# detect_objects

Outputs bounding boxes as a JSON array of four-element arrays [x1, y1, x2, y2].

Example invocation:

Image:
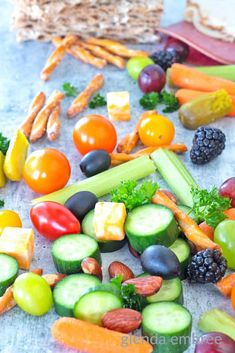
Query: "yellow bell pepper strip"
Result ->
[[0, 152, 6, 188], [3, 129, 29, 181], [93, 202, 126, 241], [0, 227, 34, 270]]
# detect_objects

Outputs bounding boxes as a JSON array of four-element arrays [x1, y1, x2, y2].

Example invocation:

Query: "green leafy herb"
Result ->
[[0, 200, 4, 208], [110, 275, 123, 289], [139, 92, 160, 110], [191, 186, 231, 228], [111, 180, 159, 211], [62, 82, 78, 97], [160, 90, 180, 113], [0, 133, 10, 155], [121, 284, 144, 311], [89, 93, 106, 109]]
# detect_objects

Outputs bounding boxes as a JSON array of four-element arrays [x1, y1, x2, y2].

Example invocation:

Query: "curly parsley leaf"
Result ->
[[111, 180, 159, 211], [0, 200, 4, 208], [191, 186, 231, 228], [121, 284, 144, 311], [89, 93, 106, 109], [62, 82, 78, 97], [160, 90, 180, 113], [0, 133, 10, 155], [139, 92, 160, 110], [110, 275, 123, 289]]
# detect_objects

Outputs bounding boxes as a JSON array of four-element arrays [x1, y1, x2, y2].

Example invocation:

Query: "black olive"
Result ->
[[141, 245, 181, 279], [80, 149, 111, 177], [64, 191, 98, 221]]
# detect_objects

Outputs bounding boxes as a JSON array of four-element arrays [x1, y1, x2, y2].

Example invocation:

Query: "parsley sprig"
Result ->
[[139, 90, 179, 113], [191, 186, 231, 228], [111, 180, 159, 211], [0, 133, 10, 155], [89, 93, 106, 109], [62, 82, 78, 97], [0, 200, 4, 208]]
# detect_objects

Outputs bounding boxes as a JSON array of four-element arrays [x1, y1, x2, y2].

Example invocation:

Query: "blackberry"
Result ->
[[150, 50, 180, 71], [190, 127, 226, 165], [187, 249, 227, 284]]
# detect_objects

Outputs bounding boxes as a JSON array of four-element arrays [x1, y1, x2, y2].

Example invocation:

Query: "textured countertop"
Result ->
[[0, 1, 234, 352]]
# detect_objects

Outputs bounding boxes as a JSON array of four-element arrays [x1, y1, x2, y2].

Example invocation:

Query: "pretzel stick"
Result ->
[[80, 42, 125, 69], [47, 104, 61, 141], [20, 92, 46, 138], [86, 38, 148, 58], [41, 35, 77, 81], [52, 37, 107, 69], [30, 90, 64, 143], [67, 73, 104, 118]]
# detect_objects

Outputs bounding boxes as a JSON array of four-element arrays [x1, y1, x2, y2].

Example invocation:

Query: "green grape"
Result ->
[[127, 56, 154, 80], [214, 220, 235, 269]]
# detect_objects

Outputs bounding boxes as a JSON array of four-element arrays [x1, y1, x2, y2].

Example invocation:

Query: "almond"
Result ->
[[108, 261, 134, 282], [102, 308, 142, 333], [42, 274, 66, 288], [81, 257, 103, 280], [161, 189, 177, 203], [123, 276, 163, 297]]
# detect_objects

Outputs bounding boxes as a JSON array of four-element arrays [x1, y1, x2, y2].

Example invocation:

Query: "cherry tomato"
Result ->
[[139, 113, 175, 147], [30, 201, 80, 241], [23, 148, 71, 194], [13, 273, 53, 316], [73, 115, 117, 155], [231, 284, 235, 310], [0, 210, 22, 235]]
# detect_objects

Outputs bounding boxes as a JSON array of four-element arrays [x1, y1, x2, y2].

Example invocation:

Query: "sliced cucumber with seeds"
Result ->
[[0, 254, 19, 296], [82, 210, 126, 253], [147, 278, 183, 304], [125, 204, 179, 253], [74, 287, 123, 325], [53, 274, 101, 317], [170, 239, 191, 280], [52, 233, 101, 274], [142, 302, 192, 353]]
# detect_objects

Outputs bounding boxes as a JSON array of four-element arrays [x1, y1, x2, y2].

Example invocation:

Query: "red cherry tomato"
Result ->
[[73, 114, 117, 155], [23, 148, 71, 194], [30, 201, 80, 241]]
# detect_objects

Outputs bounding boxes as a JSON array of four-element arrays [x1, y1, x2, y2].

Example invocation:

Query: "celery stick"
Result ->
[[151, 148, 198, 207], [198, 309, 235, 340], [32, 156, 156, 205]]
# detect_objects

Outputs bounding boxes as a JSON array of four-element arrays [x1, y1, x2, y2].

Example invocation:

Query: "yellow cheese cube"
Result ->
[[107, 91, 131, 121], [0, 227, 34, 270], [94, 202, 127, 241]]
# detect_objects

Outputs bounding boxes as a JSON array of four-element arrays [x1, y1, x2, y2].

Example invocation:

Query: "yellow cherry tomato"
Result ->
[[0, 210, 22, 235], [139, 113, 175, 147]]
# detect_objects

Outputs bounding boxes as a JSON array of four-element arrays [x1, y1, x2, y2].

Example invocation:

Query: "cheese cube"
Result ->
[[0, 227, 34, 270], [107, 91, 131, 121], [94, 202, 126, 241]]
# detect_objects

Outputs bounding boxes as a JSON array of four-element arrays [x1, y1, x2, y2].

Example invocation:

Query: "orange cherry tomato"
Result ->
[[231, 284, 235, 310], [139, 113, 175, 147], [0, 210, 22, 235], [73, 115, 117, 155], [23, 148, 71, 194], [224, 208, 235, 221]]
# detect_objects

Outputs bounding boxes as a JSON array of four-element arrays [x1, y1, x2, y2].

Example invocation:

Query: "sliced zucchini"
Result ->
[[0, 254, 19, 296], [142, 302, 192, 353], [170, 239, 191, 280], [147, 278, 183, 304], [53, 274, 101, 317], [82, 210, 126, 253], [74, 287, 123, 325], [125, 204, 179, 253], [52, 233, 101, 274]]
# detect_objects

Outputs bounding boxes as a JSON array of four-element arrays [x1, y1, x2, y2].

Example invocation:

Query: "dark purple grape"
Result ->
[[138, 64, 166, 93], [195, 332, 235, 353], [219, 177, 235, 207], [165, 39, 189, 62]]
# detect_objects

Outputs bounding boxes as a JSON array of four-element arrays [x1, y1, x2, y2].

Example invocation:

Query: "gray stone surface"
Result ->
[[0, 0, 234, 352]]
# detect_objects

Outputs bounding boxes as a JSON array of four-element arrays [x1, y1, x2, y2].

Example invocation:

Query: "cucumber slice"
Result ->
[[0, 254, 19, 296], [142, 302, 192, 353], [52, 234, 101, 274], [125, 204, 179, 253], [82, 210, 126, 252], [74, 288, 123, 325], [147, 278, 183, 304], [53, 274, 101, 317], [170, 239, 191, 280]]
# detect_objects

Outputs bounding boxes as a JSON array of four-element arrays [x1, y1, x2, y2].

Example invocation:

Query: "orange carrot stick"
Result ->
[[216, 273, 235, 297], [171, 64, 235, 96], [175, 89, 235, 117], [152, 190, 221, 251], [52, 318, 153, 353], [20, 92, 46, 138], [47, 104, 61, 141]]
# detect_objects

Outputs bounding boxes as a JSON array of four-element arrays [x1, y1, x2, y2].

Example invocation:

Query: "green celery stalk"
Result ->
[[151, 148, 198, 207], [198, 309, 235, 340], [32, 156, 156, 205]]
